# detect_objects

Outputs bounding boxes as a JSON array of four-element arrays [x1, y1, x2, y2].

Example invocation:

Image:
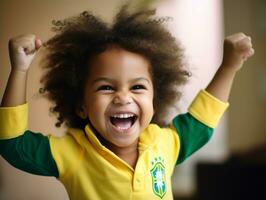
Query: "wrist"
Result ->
[[10, 68, 29, 75], [9, 68, 29, 83], [218, 64, 239, 75], [220, 58, 244, 72]]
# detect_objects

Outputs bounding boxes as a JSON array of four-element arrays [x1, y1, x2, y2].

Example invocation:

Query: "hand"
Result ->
[[221, 32, 254, 72], [8, 34, 42, 72]]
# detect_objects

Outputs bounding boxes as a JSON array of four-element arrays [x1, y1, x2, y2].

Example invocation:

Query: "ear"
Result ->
[[76, 104, 88, 119]]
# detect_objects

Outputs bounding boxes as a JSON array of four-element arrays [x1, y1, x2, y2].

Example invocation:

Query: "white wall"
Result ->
[[156, 0, 226, 196]]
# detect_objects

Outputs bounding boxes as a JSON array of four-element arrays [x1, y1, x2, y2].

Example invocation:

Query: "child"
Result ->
[[0, 5, 254, 200]]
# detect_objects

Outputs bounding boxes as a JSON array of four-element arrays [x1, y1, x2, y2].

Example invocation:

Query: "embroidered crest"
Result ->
[[150, 156, 166, 199]]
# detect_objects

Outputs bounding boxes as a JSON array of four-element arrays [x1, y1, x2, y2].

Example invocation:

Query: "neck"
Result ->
[[88, 123, 139, 168], [110, 142, 139, 169], [95, 131, 139, 168]]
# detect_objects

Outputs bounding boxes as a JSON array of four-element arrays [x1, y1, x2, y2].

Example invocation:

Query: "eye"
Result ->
[[97, 85, 113, 91], [131, 85, 146, 90]]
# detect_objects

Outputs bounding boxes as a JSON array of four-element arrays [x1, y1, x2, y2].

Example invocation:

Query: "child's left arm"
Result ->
[[206, 32, 254, 101], [172, 33, 254, 164]]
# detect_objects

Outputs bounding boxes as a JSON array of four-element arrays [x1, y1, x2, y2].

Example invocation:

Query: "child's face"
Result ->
[[82, 46, 154, 150]]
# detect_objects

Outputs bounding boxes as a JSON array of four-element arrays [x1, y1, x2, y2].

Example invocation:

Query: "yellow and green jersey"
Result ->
[[0, 90, 228, 200]]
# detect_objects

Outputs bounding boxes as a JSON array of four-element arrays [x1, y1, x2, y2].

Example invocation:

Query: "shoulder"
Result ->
[[142, 123, 180, 155], [146, 123, 179, 142], [49, 128, 86, 148], [48, 128, 86, 178]]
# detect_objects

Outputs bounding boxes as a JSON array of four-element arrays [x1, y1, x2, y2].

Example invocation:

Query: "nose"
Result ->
[[113, 90, 133, 105]]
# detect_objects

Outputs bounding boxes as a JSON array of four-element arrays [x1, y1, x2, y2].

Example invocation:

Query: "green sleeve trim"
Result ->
[[0, 130, 59, 177], [172, 113, 213, 165]]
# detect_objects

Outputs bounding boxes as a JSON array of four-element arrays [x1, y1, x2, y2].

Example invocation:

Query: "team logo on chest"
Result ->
[[150, 156, 166, 199]]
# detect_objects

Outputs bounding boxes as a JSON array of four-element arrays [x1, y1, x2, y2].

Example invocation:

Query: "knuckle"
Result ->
[[234, 32, 246, 38], [235, 42, 246, 50], [238, 32, 246, 37]]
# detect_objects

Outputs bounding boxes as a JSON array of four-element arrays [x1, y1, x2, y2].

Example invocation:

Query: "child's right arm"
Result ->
[[0, 35, 59, 177], [1, 34, 42, 107]]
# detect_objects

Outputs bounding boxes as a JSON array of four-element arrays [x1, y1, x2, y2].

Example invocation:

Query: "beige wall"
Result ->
[[223, 0, 266, 154]]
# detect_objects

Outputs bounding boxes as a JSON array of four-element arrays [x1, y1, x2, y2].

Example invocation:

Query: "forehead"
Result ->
[[88, 46, 152, 80]]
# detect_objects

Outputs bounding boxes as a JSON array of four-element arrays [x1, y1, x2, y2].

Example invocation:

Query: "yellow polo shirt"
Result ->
[[0, 90, 229, 199]]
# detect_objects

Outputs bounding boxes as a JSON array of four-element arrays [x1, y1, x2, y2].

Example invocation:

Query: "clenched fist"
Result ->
[[221, 32, 254, 72], [8, 34, 42, 72]]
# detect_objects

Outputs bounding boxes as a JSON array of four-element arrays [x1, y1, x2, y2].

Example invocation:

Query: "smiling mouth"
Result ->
[[110, 114, 138, 131]]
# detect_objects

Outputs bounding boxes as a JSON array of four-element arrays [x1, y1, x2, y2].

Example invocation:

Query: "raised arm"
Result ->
[[0, 35, 58, 177], [173, 33, 254, 164], [1, 34, 42, 107], [206, 32, 254, 101]]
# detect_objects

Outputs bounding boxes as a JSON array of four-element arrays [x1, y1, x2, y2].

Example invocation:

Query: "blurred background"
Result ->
[[0, 0, 265, 199]]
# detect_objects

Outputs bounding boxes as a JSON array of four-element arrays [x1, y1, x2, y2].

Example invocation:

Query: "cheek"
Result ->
[[139, 94, 154, 118], [86, 95, 110, 119]]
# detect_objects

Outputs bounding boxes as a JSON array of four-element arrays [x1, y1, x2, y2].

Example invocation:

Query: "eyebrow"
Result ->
[[92, 77, 151, 85]]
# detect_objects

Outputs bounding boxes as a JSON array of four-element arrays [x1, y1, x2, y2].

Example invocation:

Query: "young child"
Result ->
[[0, 5, 254, 200]]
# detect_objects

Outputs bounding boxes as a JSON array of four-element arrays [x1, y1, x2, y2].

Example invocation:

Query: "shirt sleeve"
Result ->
[[0, 104, 59, 177], [172, 90, 229, 165]]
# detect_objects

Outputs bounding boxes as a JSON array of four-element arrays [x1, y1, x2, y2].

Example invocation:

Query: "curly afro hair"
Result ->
[[40, 4, 190, 129]]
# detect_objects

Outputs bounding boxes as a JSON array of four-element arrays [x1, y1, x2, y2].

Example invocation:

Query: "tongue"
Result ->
[[111, 118, 132, 130]]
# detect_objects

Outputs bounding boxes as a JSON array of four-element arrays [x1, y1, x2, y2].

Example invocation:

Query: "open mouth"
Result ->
[[110, 113, 138, 131]]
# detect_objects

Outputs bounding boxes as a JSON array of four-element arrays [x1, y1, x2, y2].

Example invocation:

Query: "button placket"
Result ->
[[133, 172, 144, 191], [133, 156, 146, 191]]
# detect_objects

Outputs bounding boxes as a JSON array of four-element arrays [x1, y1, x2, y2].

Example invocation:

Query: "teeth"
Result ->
[[111, 113, 135, 118]]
